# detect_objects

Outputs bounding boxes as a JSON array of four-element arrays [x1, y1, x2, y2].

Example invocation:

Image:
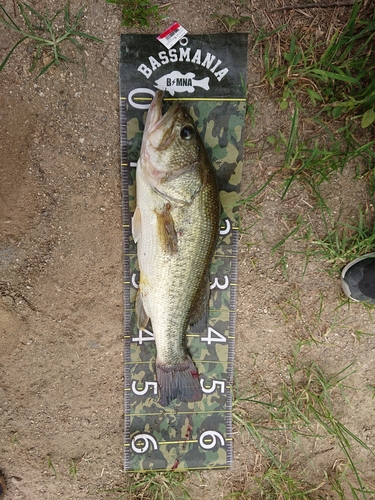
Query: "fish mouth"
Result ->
[[139, 91, 186, 181], [144, 91, 182, 141]]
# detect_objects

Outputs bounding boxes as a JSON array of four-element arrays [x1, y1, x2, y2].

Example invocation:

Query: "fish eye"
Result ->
[[180, 125, 195, 140]]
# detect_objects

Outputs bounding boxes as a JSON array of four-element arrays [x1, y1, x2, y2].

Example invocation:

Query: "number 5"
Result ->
[[131, 380, 158, 396], [200, 379, 225, 394]]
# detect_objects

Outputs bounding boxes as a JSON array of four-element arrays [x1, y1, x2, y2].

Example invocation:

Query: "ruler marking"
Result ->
[[121, 56, 244, 470]]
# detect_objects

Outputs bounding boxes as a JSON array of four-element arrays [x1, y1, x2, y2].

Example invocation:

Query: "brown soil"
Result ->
[[1, 1, 374, 499]]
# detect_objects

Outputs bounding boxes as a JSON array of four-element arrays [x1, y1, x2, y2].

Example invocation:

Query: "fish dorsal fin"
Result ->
[[155, 203, 178, 254], [132, 206, 142, 243]]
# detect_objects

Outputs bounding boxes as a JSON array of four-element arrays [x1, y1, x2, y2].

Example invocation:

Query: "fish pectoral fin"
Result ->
[[189, 273, 210, 333], [135, 291, 149, 329], [132, 207, 142, 243], [155, 203, 178, 254], [156, 356, 202, 407]]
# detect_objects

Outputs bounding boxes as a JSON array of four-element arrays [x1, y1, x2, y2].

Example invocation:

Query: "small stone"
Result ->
[[1, 295, 13, 307]]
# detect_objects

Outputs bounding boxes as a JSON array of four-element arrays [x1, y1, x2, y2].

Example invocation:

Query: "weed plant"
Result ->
[[311, 207, 375, 273], [211, 14, 250, 33], [263, 3, 375, 127], [105, 0, 169, 28], [233, 351, 375, 498], [255, 2, 375, 202], [267, 204, 375, 277], [0, 2, 102, 78], [102, 470, 191, 499]]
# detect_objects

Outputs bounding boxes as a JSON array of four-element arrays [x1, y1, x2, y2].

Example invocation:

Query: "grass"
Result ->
[[254, 1, 375, 202], [311, 208, 375, 274], [69, 459, 78, 480], [101, 471, 191, 500], [263, 2, 375, 126], [233, 350, 375, 498], [0, 2, 102, 78], [211, 14, 250, 33], [105, 0, 169, 28], [266, 203, 375, 278], [47, 456, 57, 478]]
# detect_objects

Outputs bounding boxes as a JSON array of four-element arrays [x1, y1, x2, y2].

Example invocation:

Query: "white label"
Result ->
[[157, 22, 188, 49]]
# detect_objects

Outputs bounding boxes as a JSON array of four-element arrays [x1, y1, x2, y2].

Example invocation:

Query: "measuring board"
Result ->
[[120, 33, 248, 472]]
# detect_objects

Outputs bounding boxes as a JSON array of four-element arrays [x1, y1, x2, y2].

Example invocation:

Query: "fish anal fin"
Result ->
[[132, 206, 142, 243], [135, 291, 149, 330], [189, 273, 210, 333], [156, 356, 202, 407], [155, 203, 178, 254]]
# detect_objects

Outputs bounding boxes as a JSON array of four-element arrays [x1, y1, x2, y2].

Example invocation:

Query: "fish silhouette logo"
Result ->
[[154, 71, 210, 96]]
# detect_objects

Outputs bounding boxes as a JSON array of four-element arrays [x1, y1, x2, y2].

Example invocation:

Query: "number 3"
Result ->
[[210, 276, 229, 290]]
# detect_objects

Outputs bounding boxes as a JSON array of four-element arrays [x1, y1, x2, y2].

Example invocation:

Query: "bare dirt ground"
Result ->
[[1, 1, 375, 499]]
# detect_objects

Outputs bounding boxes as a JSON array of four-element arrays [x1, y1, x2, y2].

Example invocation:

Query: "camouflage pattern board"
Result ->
[[119, 33, 248, 472]]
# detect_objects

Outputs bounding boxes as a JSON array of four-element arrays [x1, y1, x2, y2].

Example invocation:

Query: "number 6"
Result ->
[[199, 430, 225, 450], [131, 433, 158, 453]]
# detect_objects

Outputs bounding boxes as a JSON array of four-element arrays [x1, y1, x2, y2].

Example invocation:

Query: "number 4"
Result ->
[[201, 327, 226, 345], [132, 328, 154, 345]]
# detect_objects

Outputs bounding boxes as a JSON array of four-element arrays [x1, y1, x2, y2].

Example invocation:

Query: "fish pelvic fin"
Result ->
[[135, 291, 149, 330], [132, 206, 142, 243], [156, 356, 202, 407]]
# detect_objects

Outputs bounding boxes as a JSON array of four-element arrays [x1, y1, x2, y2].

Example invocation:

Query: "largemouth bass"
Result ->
[[132, 91, 221, 406]]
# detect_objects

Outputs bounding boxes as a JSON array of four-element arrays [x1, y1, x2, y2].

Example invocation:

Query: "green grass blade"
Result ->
[[36, 58, 57, 78], [66, 36, 84, 51], [0, 36, 28, 71], [73, 5, 86, 26], [18, 2, 36, 35], [0, 4, 21, 30], [29, 42, 43, 71], [21, 2, 47, 22], [310, 68, 358, 84], [284, 106, 299, 168], [68, 31, 103, 43], [64, 2, 70, 27]]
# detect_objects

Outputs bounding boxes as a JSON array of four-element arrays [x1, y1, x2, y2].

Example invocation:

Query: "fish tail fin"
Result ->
[[156, 356, 202, 407]]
